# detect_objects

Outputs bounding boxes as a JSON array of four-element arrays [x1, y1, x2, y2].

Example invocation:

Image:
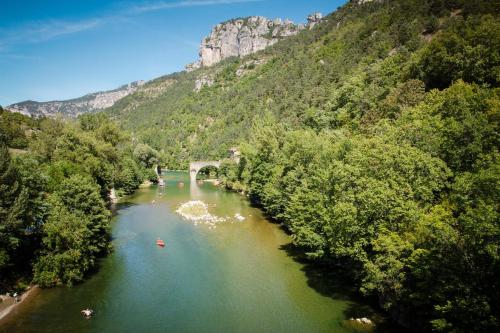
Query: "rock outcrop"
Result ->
[[351, 0, 382, 5], [307, 12, 323, 28], [7, 80, 145, 118], [186, 13, 322, 70], [194, 75, 215, 92], [235, 58, 268, 77]]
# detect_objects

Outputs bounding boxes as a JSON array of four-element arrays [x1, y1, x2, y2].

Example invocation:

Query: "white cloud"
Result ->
[[0, 18, 102, 48], [129, 0, 263, 14], [27, 19, 102, 42], [0, 0, 263, 50], [0, 53, 43, 60]]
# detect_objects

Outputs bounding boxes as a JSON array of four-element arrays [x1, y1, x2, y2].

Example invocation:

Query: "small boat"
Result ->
[[156, 238, 165, 247], [158, 178, 165, 186]]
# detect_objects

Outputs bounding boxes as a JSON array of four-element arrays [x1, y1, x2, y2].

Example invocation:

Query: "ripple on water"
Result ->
[[112, 230, 138, 248]]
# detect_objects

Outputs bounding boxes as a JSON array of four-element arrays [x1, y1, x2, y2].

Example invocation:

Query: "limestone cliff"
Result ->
[[7, 81, 145, 118], [186, 13, 322, 70], [351, 0, 383, 5]]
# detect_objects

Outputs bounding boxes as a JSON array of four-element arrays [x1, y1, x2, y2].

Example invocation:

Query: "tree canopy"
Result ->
[[0, 112, 152, 290]]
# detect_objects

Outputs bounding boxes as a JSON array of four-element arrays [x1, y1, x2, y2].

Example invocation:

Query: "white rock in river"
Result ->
[[360, 317, 373, 324]]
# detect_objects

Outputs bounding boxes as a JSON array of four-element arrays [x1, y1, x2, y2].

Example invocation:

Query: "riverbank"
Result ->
[[0, 172, 402, 332], [202, 178, 220, 185], [0, 286, 40, 325]]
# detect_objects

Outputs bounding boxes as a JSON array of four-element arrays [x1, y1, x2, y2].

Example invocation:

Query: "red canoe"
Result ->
[[156, 239, 165, 247]]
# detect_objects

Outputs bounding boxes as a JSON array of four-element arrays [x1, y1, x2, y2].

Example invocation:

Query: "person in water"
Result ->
[[81, 309, 94, 317]]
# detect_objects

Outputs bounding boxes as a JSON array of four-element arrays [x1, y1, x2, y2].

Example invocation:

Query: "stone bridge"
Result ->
[[189, 161, 221, 182]]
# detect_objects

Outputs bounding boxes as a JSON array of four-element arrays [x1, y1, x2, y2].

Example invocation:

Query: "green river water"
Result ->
[[0, 172, 395, 333]]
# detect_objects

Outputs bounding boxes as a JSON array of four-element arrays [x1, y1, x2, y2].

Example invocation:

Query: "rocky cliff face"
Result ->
[[351, 0, 383, 5], [186, 13, 322, 70], [7, 81, 145, 118]]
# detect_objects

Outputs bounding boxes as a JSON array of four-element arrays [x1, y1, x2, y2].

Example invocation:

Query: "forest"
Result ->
[[217, 2, 499, 332], [106, 0, 499, 331], [0, 110, 158, 289]]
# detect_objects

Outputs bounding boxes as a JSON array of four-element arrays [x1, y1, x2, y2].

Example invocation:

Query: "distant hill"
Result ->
[[6, 80, 145, 118]]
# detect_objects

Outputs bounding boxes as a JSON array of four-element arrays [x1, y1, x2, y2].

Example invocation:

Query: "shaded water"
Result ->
[[1, 172, 385, 333]]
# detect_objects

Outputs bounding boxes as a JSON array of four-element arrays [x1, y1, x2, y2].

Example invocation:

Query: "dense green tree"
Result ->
[[33, 198, 94, 287], [34, 175, 111, 287], [115, 156, 145, 194], [1, 109, 146, 290], [223, 81, 498, 332], [416, 15, 500, 89], [0, 107, 33, 149], [0, 144, 28, 282], [133, 143, 159, 169]]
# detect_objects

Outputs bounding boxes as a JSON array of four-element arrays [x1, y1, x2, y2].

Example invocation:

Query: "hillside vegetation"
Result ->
[[105, 0, 499, 331], [106, 0, 497, 166]]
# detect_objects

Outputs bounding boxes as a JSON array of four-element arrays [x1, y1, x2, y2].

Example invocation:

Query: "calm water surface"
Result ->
[[1, 172, 381, 333]]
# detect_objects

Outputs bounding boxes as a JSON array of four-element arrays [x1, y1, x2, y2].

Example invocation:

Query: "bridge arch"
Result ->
[[189, 161, 221, 182]]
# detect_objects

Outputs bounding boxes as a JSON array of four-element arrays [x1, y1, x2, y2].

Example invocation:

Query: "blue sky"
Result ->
[[0, 0, 346, 106]]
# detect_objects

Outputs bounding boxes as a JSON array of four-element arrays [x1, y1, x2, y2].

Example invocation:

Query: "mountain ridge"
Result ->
[[6, 80, 145, 118], [5, 12, 324, 118]]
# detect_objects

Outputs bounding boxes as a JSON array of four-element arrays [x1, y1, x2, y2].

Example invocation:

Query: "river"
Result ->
[[0, 171, 392, 333]]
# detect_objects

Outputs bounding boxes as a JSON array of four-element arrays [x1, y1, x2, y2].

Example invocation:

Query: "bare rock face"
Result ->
[[7, 81, 145, 118], [186, 61, 201, 72], [198, 16, 290, 67], [351, 0, 382, 5], [307, 12, 323, 28], [186, 13, 322, 70], [235, 58, 268, 77], [194, 75, 215, 92]]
